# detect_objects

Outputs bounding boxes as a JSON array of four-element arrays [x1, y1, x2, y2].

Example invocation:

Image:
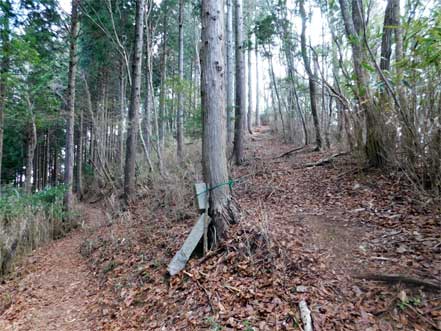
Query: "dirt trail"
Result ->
[[0, 205, 106, 331]]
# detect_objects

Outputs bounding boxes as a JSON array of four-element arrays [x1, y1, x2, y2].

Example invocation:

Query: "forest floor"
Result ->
[[0, 127, 440, 330], [0, 206, 108, 330]]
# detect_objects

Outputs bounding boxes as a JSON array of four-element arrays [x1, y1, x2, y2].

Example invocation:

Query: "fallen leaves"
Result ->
[[2, 129, 440, 331]]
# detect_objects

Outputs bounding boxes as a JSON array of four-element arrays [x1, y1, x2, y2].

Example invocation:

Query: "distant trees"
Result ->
[[0, 0, 439, 212]]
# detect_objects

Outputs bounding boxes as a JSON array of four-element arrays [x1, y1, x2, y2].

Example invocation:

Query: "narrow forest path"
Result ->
[[0, 205, 107, 331], [233, 127, 440, 330]]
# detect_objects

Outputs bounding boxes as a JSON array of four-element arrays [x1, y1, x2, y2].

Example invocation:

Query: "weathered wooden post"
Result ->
[[167, 183, 211, 276]]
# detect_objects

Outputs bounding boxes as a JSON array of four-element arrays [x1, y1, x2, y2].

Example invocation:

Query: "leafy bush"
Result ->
[[0, 185, 69, 275]]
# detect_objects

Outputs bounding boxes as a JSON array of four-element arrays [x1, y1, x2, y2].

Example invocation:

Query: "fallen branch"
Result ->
[[299, 152, 349, 169], [355, 274, 441, 291], [274, 145, 306, 159], [299, 300, 313, 331]]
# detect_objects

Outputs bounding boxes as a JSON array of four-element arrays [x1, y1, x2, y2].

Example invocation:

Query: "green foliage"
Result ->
[[1, 0, 65, 185], [0, 185, 69, 275], [255, 14, 278, 48], [0, 185, 67, 222], [206, 317, 223, 331]]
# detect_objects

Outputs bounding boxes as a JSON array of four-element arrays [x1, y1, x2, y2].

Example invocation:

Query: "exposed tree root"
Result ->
[[355, 273, 441, 291], [209, 197, 240, 248]]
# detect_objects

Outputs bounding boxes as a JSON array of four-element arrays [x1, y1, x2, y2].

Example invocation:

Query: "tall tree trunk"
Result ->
[[159, 16, 167, 147], [143, 10, 153, 165], [255, 33, 260, 127], [201, 0, 237, 244], [64, 0, 80, 213], [25, 108, 37, 194], [124, 0, 145, 202], [299, 0, 322, 151], [226, 0, 235, 143], [268, 53, 286, 137], [247, 45, 253, 134], [246, 2, 253, 134], [176, 0, 184, 161], [233, 0, 246, 165], [0, 0, 11, 194], [338, 0, 385, 166], [75, 108, 83, 199], [380, 0, 395, 72], [119, 61, 125, 173], [392, 0, 414, 162]]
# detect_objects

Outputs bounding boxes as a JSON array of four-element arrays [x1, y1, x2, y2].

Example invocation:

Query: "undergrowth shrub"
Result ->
[[0, 185, 70, 275], [136, 142, 202, 221]]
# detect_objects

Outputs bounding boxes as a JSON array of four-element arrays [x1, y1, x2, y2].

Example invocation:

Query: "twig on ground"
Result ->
[[294, 152, 349, 169], [298, 300, 313, 331]]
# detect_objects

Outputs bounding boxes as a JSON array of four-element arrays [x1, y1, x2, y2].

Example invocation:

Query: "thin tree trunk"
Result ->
[[246, 4, 253, 134], [176, 0, 184, 161], [226, 0, 235, 143], [339, 0, 385, 166], [75, 108, 83, 199], [119, 61, 125, 173], [124, 0, 145, 202], [63, 0, 80, 214], [268, 54, 286, 137], [201, 0, 237, 244], [0, 0, 11, 194], [299, 0, 322, 151], [233, 0, 246, 165], [25, 107, 37, 194], [159, 16, 167, 147], [143, 11, 153, 164], [255, 33, 260, 127]]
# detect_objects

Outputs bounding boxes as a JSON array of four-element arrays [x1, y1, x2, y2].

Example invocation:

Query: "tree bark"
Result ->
[[25, 108, 37, 194], [64, 0, 80, 213], [233, 0, 246, 165], [226, 0, 235, 143], [380, 0, 394, 71], [119, 60, 125, 173], [143, 9, 153, 167], [255, 33, 260, 127], [338, 0, 385, 167], [299, 0, 322, 150], [246, 2, 253, 134], [268, 53, 286, 137], [177, 0, 184, 161], [159, 16, 167, 147], [124, 0, 145, 202], [75, 108, 83, 199], [201, 0, 237, 244]]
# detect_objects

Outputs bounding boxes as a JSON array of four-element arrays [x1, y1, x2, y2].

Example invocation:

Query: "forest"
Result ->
[[0, 0, 440, 330]]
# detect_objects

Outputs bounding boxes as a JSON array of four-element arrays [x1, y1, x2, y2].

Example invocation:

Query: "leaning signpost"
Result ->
[[167, 183, 210, 276]]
